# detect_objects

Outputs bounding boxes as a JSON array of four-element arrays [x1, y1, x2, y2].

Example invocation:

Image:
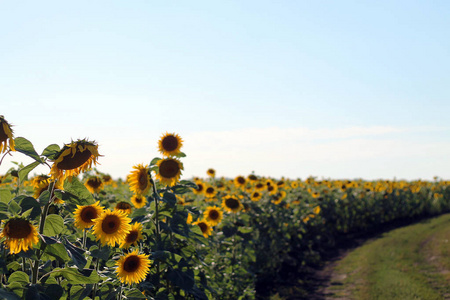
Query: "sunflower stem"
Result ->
[[0, 150, 11, 168], [82, 229, 87, 250], [149, 176, 162, 289]]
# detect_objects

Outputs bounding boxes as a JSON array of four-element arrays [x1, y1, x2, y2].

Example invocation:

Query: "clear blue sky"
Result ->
[[1, 1, 449, 180]]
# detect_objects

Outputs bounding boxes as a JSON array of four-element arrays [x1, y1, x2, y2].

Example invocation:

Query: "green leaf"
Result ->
[[89, 246, 111, 261], [0, 189, 12, 204], [41, 144, 60, 160], [162, 192, 176, 206], [25, 285, 40, 300], [0, 202, 10, 220], [44, 243, 70, 262], [19, 197, 41, 220], [150, 157, 161, 166], [18, 161, 41, 183], [38, 191, 51, 206], [173, 152, 186, 158], [63, 177, 94, 205], [8, 200, 21, 215], [8, 271, 29, 285], [44, 284, 64, 300], [0, 288, 21, 300], [167, 268, 195, 291], [64, 239, 87, 270], [14, 137, 42, 163], [56, 268, 100, 284], [43, 214, 64, 236], [125, 288, 147, 299]]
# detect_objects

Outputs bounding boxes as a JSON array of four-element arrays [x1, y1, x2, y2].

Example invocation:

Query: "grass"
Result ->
[[326, 213, 450, 299]]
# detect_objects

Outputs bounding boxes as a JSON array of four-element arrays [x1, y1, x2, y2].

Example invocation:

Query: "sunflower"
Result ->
[[267, 184, 278, 196], [247, 174, 258, 182], [115, 201, 133, 215], [50, 139, 101, 182], [73, 201, 104, 230], [120, 222, 144, 249], [203, 206, 223, 226], [204, 185, 217, 199], [206, 168, 216, 178], [186, 213, 193, 224], [250, 191, 262, 202], [221, 195, 243, 213], [192, 180, 205, 195], [0, 218, 39, 254], [193, 219, 213, 238], [116, 249, 151, 285], [234, 176, 246, 188], [92, 209, 131, 247], [155, 158, 183, 187], [127, 164, 151, 196], [272, 191, 287, 205], [0, 116, 15, 153], [158, 132, 183, 157], [84, 176, 104, 194], [131, 195, 146, 209]]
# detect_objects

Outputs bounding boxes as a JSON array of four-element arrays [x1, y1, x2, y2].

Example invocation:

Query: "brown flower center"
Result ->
[[206, 187, 215, 194], [57, 149, 92, 170], [81, 206, 99, 223], [138, 171, 149, 190], [225, 198, 240, 209], [101, 215, 120, 234], [197, 222, 208, 233], [159, 160, 179, 178], [195, 184, 204, 192], [125, 230, 139, 243], [134, 197, 143, 204], [87, 177, 102, 189], [116, 202, 131, 210], [161, 135, 179, 152], [123, 255, 140, 272], [5, 219, 32, 239], [208, 210, 219, 220], [236, 177, 246, 185]]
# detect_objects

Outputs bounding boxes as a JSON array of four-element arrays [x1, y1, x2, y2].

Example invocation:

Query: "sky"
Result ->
[[1, 1, 449, 181]]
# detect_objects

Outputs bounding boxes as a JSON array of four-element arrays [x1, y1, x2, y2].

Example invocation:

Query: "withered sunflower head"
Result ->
[[0, 116, 15, 153]]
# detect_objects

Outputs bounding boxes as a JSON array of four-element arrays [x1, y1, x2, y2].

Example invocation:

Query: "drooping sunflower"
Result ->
[[0, 116, 15, 153], [130, 195, 146, 209], [203, 206, 223, 226], [73, 201, 104, 230], [84, 176, 104, 194], [116, 249, 151, 285], [92, 209, 131, 247], [221, 195, 243, 213], [127, 164, 151, 196], [206, 168, 216, 178], [50, 139, 101, 182], [115, 201, 133, 215], [158, 132, 183, 157], [155, 157, 183, 187], [193, 219, 213, 238], [120, 222, 144, 249], [0, 218, 39, 254]]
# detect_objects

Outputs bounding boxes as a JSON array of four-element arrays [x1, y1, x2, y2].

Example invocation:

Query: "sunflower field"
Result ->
[[0, 115, 449, 299]]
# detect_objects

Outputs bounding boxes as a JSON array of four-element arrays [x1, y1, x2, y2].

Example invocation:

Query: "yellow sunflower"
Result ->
[[204, 185, 217, 199], [0, 116, 15, 153], [203, 206, 223, 226], [115, 201, 133, 215], [206, 168, 216, 178], [131, 195, 146, 209], [234, 176, 246, 188], [49, 139, 101, 182], [155, 157, 183, 187], [0, 218, 39, 254], [33, 178, 63, 201], [186, 213, 193, 224], [127, 164, 151, 196], [193, 219, 213, 238], [158, 132, 183, 157], [120, 222, 144, 249], [272, 191, 287, 205], [73, 201, 104, 230], [84, 176, 104, 194], [192, 180, 205, 195], [250, 191, 262, 202], [116, 249, 151, 285], [221, 195, 243, 213], [247, 174, 258, 181], [92, 209, 131, 247]]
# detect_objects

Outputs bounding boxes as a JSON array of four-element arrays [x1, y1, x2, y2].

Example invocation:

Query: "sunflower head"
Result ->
[[250, 191, 262, 202], [84, 176, 104, 194], [193, 219, 213, 238], [204, 186, 217, 199], [234, 176, 246, 188], [73, 201, 104, 230], [50, 139, 101, 182], [155, 157, 183, 187], [115, 201, 133, 215], [0, 116, 15, 153], [120, 222, 144, 249], [0, 217, 39, 254], [128, 164, 152, 196], [221, 195, 243, 213], [206, 168, 216, 178], [203, 206, 223, 226], [116, 249, 151, 284], [192, 180, 205, 195], [93, 209, 132, 247], [158, 132, 183, 157], [131, 195, 146, 209]]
